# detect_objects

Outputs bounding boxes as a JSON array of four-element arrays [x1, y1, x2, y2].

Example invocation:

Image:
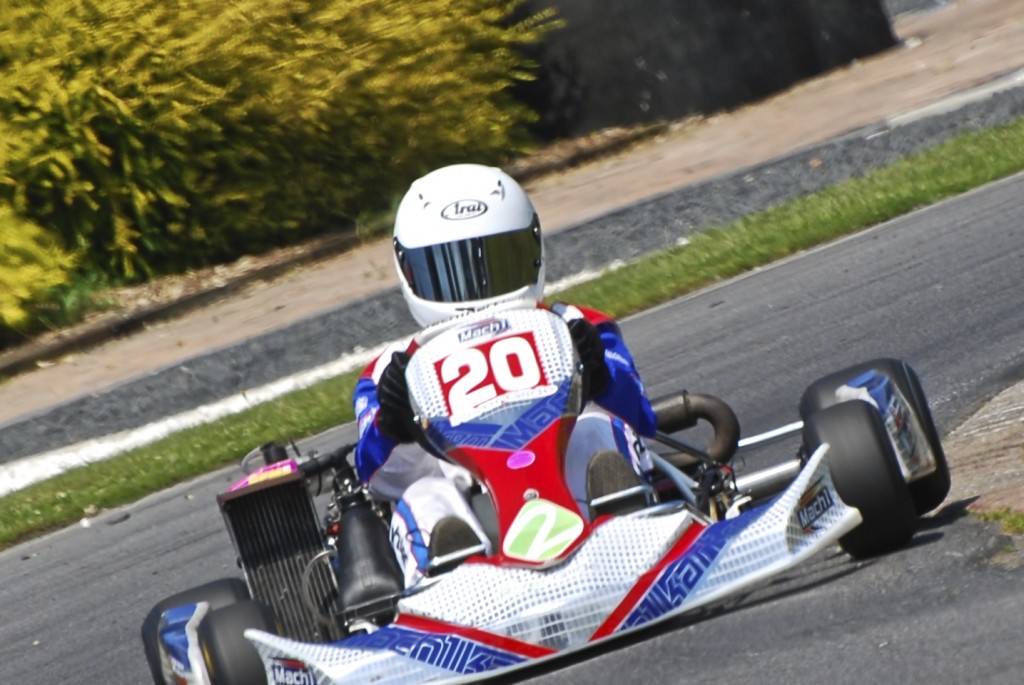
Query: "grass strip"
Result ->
[[555, 117, 1024, 315], [3, 116, 1024, 549], [977, 509, 1024, 537]]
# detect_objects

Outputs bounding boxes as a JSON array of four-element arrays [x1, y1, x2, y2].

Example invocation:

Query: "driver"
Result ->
[[353, 164, 658, 587]]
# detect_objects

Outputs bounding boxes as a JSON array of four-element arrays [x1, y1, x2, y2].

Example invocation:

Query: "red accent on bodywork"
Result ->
[[589, 518, 707, 640], [446, 417, 591, 566], [573, 304, 614, 327]]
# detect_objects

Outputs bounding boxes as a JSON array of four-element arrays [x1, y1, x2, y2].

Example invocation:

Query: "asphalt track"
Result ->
[[0, 171, 1021, 684]]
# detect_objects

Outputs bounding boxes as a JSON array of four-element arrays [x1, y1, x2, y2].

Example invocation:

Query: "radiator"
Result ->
[[218, 471, 341, 642]]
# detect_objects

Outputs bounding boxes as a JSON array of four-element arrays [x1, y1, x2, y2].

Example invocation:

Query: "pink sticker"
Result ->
[[228, 459, 298, 491], [506, 451, 536, 470]]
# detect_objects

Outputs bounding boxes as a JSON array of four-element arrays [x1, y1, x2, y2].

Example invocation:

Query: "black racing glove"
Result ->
[[375, 351, 418, 444], [568, 318, 610, 401]]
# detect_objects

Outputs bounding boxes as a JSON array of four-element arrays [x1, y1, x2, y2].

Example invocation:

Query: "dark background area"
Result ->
[[518, 0, 897, 138]]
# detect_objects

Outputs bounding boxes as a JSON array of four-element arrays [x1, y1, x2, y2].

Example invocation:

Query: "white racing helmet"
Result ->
[[392, 164, 545, 327]]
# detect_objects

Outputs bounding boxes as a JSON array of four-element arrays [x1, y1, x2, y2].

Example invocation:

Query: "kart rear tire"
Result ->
[[799, 358, 950, 514], [141, 577, 250, 685], [803, 400, 918, 559], [198, 599, 278, 685]]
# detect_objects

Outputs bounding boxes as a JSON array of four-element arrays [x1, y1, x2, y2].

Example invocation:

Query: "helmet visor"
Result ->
[[396, 221, 541, 304]]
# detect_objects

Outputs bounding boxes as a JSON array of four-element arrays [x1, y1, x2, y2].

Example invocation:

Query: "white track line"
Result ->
[[0, 346, 384, 497], [0, 270, 624, 496]]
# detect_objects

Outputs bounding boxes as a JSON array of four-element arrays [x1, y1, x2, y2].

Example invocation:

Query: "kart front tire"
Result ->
[[803, 400, 918, 559], [799, 358, 950, 515], [141, 577, 250, 685], [198, 599, 278, 685]]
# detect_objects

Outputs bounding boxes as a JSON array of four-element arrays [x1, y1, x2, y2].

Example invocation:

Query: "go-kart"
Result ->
[[141, 303, 950, 685]]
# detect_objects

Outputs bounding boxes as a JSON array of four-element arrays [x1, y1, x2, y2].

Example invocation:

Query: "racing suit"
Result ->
[[352, 302, 657, 586]]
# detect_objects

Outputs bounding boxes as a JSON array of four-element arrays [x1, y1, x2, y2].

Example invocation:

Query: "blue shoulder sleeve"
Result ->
[[591, 325, 658, 437], [352, 375, 399, 483]]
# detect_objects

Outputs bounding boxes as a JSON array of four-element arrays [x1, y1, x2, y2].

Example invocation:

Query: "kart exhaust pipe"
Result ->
[[651, 392, 741, 465], [733, 458, 803, 503]]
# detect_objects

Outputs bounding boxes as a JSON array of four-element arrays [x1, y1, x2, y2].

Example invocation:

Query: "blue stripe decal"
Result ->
[[611, 416, 631, 457], [159, 603, 200, 673], [340, 625, 524, 674], [427, 383, 572, 452], [620, 508, 763, 631], [395, 500, 430, 572]]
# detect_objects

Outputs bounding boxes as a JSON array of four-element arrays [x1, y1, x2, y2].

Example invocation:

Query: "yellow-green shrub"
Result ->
[[0, 203, 77, 335], [0, 0, 557, 285]]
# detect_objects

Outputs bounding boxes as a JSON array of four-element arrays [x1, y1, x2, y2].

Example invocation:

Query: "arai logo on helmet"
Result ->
[[441, 199, 488, 220]]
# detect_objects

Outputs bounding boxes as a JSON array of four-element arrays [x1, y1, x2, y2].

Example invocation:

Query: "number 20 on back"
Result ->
[[434, 332, 551, 421]]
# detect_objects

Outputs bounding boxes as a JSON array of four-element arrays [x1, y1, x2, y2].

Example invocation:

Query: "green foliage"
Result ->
[[0, 202, 77, 337], [977, 508, 1024, 536], [0, 0, 557, 290]]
